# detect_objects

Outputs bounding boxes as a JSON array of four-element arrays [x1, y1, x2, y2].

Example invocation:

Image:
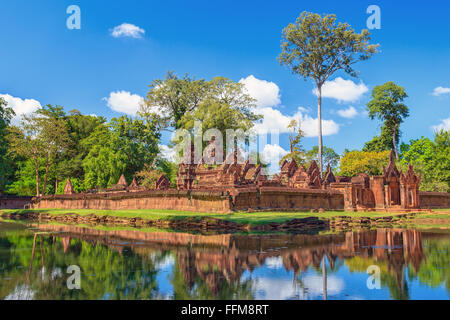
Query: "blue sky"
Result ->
[[1, 0, 449, 161]]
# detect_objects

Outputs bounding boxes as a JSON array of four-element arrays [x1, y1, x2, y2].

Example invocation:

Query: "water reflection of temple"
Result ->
[[36, 224, 428, 298]]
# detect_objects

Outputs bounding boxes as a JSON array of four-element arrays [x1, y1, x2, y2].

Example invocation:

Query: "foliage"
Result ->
[[279, 120, 306, 165], [140, 71, 210, 130], [366, 82, 409, 158], [305, 146, 340, 170], [0, 97, 15, 193], [55, 178, 84, 194], [7, 105, 71, 196], [339, 150, 390, 177], [363, 124, 396, 152], [400, 130, 449, 192], [82, 116, 161, 190], [179, 77, 259, 133]]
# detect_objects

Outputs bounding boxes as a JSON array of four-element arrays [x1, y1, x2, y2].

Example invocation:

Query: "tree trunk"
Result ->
[[317, 85, 323, 177], [41, 161, 50, 196], [393, 123, 399, 160], [322, 255, 327, 300], [34, 157, 40, 197]]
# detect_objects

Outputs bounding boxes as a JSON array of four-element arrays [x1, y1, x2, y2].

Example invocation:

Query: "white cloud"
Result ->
[[337, 106, 358, 119], [313, 77, 368, 102], [254, 106, 340, 137], [432, 86, 450, 96], [104, 90, 144, 115], [432, 118, 450, 132], [237, 75, 339, 137], [239, 75, 281, 108], [0, 93, 42, 124], [260, 144, 288, 167], [110, 23, 145, 39], [158, 144, 176, 162]]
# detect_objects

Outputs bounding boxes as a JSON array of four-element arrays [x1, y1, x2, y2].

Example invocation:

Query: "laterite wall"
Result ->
[[419, 192, 450, 209], [0, 196, 32, 209]]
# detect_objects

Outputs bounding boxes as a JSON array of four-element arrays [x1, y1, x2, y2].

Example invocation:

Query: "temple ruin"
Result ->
[[31, 140, 449, 213]]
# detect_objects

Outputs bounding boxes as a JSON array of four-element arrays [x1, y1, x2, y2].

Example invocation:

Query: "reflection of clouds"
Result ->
[[254, 278, 298, 300], [152, 254, 175, 270], [5, 284, 35, 300], [302, 274, 345, 297], [253, 274, 345, 300], [264, 256, 284, 269]]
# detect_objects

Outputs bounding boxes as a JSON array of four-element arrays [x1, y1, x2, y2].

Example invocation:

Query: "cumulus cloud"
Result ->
[[313, 77, 368, 102], [158, 144, 176, 162], [239, 75, 281, 108], [0, 93, 42, 124], [432, 118, 450, 132], [432, 86, 450, 96], [104, 90, 144, 115], [110, 23, 145, 38], [337, 106, 358, 119], [237, 75, 339, 137], [254, 106, 340, 137], [260, 144, 288, 166]]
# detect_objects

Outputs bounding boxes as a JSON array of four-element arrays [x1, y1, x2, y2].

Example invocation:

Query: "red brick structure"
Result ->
[[30, 145, 449, 212], [155, 174, 170, 190], [329, 151, 423, 212], [64, 178, 75, 195]]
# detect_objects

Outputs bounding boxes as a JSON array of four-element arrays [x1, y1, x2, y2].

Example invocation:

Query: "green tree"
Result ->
[[140, 71, 209, 130], [279, 120, 306, 165], [178, 77, 260, 148], [55, 110, 106, 189], [142, 73, 260, 156], [8, 106, 70, 196], [339, 150, 390, 177], [0, 97, 15, 193], [363, 124, 396, 152], [305, 146, 340, 171], [366, 82, 409, 159], [82, 116, 161, 189], [400, 130, 449, 192], [278, 11, 378, 175]]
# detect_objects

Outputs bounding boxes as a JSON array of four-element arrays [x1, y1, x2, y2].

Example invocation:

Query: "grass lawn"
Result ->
[[0, 208, 430, 226]]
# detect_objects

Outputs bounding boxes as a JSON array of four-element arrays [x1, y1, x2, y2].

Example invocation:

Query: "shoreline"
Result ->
[[2, 209, 448, 232]]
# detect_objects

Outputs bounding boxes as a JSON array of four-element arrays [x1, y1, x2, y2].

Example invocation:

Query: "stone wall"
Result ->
[[30, 188, 448, 213], [419, 192, 450, 209], [233, 187, 344, 211], [0, 196, 32, 209], [33, 190, 232, 213], [32, 187, 345, 213]]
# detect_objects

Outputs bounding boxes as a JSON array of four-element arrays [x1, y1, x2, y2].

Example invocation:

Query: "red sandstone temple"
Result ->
[[174, 141, 422, 212], [32, 140, 447, 213]]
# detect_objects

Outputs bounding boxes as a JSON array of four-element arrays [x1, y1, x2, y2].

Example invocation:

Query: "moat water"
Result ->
[[0, 219, 448, 300]]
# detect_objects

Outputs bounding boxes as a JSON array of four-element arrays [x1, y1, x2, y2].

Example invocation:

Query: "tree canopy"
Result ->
[[366, 82, 409, 159]]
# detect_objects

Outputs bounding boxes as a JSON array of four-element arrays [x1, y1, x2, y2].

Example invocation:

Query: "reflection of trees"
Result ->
[[1, 223, 447, 300], [0, 233, 160, 300], [408, 238, 449, 292], [170, 247, 255, 300]]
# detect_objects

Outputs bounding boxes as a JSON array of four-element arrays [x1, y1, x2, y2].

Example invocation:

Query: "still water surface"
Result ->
[[0, 220, 448, 300]]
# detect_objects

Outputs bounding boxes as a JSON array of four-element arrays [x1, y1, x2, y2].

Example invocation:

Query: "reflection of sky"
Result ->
[[144, 252, 449, 300], [153, 254, 175, 299], [237, 258, 449, 300]]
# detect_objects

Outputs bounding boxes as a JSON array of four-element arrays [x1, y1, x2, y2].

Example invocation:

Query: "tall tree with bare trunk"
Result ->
[[278, 12, 378, 175]]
